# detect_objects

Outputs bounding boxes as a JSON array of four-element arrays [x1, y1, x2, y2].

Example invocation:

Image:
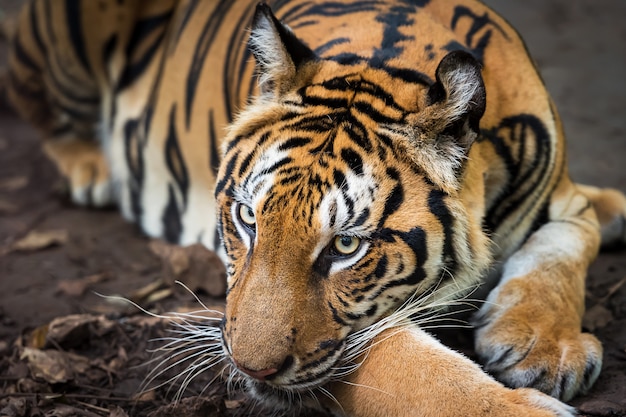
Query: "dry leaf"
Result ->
[[582, 304, 613, 332], [26, 323, 50, 349], [150, 240, 227, 297], [109, 406, 130, 417], [144, 287, 173, 304], [132, 389, 156, 402], [149, 239, 190, 277], [20, 348, 75, 384], [57, 272, 109, 297], [224, 399, 244, 409], [11, 229, 69, 252], [46, 314, 113, 349], [0, 176, 28, 191], [28, 348, 90, 385], [1, 397, 27, 417], [129, 277, 166, 302]]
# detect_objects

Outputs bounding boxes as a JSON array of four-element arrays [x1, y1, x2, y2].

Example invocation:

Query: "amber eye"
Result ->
[[238, 204, 256, 228], [333, 235, 361, 256]]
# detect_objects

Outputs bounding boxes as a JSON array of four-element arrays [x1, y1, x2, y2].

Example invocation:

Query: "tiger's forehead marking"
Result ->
[[234, 139, 291, 211], [233, 125, 381, 235]]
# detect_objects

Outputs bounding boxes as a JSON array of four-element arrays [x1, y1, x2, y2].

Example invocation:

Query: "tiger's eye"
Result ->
[[238, 204, 256, 227], [333, 235, 361, 255]]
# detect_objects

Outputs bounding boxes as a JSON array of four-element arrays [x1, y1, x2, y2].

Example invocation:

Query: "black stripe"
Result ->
[[342, 117, 373, 152], [372, 254, 388, 280], [46, 58, 100, 105], [328, 301, 348, 326], [124, 119, 143, 221], [172, 0, 200, 48], [215, 151, 239, 196], [237, 149, 257, 177], [279, 137, 311, 151], [186, 0, 233, 128], [353, 101, 401, 124], [314, 37, 350, 56], [208, 110, 221, 176], [369, 227, 427, 299], [224, 2, 257, 122], [255, 157, 293, 178], [163, 184, 183, 243], [43, 0, 57, 45], [379, 168, 403, 227], [428, 189, 458, 278], [332, 169, 346, 189], [65, 0, 92, 75], [352, 208, 370, 228], [12, 33, 41, 72], [117, 10, 173, 92], [341, 148, 363, 175], [102, 34, 118, 67], [483, 114, 552, 231], [164, 104, 190, 208], [29, 2, 46, 56]]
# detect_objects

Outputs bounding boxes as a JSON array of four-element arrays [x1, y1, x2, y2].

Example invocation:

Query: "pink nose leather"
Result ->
[[234, 361, 278, 381]]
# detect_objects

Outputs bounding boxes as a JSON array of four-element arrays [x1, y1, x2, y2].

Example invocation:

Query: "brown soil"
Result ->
[[0, 1, 625, 416]]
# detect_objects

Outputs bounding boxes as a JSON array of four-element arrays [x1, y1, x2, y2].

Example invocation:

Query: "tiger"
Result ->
[[6, 0, 626, 416]]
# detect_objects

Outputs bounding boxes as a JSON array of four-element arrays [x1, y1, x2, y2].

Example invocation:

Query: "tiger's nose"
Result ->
[[233, 355, 293, 381], [236, 362, 278, 381]]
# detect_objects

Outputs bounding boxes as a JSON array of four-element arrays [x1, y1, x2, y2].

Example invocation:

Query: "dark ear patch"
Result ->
[[249, 3, 317, 94]]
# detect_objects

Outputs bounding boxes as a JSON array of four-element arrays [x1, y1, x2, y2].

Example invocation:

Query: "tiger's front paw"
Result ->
[[44, 139, 115, 207], [473, 299, 603, 401]]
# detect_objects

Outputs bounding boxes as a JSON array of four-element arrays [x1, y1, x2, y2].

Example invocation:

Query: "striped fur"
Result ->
[[7, 0, 626, 415]]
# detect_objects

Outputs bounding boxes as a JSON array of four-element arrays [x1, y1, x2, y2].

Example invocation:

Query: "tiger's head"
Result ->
[[215, 3, 492, 404]]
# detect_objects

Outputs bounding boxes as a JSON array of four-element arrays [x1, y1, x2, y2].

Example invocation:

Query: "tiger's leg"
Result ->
[[6, 0, 112, 207], [42, 135, 114, 207], [473, 178, 603, 401], [576, 184, 626, 247], [325, 327, 575, 417]]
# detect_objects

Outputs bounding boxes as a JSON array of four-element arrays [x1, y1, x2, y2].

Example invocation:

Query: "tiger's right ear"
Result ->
[[249, 3, 317, 96]]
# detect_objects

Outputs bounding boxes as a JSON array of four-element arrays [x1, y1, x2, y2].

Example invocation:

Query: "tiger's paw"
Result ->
[[473, 297, 603, 401], [504, 388, 577, 417], [43, 139, 115, 207]]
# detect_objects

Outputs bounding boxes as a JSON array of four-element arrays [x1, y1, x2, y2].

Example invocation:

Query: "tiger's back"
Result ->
[[8, 0, 558, 256]]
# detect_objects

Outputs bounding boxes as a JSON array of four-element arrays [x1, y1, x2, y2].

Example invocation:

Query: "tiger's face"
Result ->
[[214, 4, 490, 402]]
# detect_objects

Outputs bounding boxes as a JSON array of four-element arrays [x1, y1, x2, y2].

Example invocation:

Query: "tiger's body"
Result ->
[[7, 0, 626, 416]]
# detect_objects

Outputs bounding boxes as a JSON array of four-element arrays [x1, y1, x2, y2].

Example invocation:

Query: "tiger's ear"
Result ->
[[403, 51, 486, 192], [249, 3, 317, 96], [423, 50, 486, 151]]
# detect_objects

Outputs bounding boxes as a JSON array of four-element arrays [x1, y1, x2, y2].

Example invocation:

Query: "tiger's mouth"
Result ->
[[243, 373, 335, 411], [228, 340, 347, 408]]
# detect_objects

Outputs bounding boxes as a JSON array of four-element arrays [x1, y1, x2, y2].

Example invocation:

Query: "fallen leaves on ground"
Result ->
[[0, 312, 331, 417], [57, 273, 110, 297], [0, 176, 28, 191], [149, 240, 227, 297], [10, 229, 69, 252]]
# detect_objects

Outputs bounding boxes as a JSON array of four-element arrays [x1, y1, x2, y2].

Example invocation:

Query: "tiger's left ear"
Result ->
[[424, 50, 486, 151], [249, 3, 317, 96], [403, 51, 486, 192]]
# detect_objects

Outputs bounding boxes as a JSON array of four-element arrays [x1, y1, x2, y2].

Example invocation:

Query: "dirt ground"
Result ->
[[0, 1, 625, 416]]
